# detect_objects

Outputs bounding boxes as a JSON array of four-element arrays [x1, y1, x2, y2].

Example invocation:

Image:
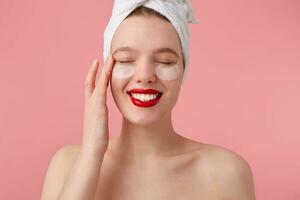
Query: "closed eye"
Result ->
[[158, 62, 176, 65], [118, 61, 134, 64], [117, 61, 176, 65]]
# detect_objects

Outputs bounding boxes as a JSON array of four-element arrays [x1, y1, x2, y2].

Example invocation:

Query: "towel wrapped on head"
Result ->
[[103, 0, 199, 80]]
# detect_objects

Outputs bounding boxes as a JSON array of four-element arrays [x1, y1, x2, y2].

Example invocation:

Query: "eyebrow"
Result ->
[[112, 46, 178, 58]]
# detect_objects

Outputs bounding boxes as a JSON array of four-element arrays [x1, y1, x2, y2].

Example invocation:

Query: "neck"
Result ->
[[114, 112, 183, 162]]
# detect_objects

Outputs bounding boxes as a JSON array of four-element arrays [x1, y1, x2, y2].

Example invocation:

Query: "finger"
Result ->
[[85, 59, 99, 99], [94, 54, 115, 99], [93, 54, 115, 103], [95, 54, 113, 86]]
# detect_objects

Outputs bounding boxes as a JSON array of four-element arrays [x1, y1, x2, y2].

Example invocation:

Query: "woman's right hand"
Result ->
[[81, 54, 115, 156]]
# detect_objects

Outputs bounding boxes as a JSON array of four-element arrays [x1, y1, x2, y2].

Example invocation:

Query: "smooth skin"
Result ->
[[41, 55, 115, 200], [41, 15, 256, 200]]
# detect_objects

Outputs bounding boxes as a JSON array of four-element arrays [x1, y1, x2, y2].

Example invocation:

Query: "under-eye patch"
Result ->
[[112, 62, 180, 81], [155, 63, 180, 81], [112, 62, 135, 79]]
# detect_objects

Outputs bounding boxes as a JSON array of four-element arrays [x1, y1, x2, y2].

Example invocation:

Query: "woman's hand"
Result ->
[[81, 54, 115, 155]]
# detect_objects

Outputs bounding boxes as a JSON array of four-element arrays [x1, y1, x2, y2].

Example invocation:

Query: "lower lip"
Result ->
[[128, 94, 162, 107]]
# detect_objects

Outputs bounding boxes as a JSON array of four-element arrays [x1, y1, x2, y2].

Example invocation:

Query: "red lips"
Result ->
[[127, 88, 163, 107]]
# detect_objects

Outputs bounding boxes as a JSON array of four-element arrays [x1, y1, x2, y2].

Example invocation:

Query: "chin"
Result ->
[[123, 111, 164, 126]]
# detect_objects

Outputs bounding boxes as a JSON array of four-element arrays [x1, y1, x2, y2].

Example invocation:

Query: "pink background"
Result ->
[[1, 0, 299, 199]]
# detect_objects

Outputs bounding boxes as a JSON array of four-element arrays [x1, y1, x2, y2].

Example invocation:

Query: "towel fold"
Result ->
[[103, 0, 199, 80]]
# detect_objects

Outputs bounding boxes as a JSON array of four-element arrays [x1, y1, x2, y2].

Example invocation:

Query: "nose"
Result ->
[[133, 59, 157, 83]]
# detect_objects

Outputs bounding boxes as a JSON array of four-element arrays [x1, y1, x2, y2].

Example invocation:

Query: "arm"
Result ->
[[41, 55, 115, 200]]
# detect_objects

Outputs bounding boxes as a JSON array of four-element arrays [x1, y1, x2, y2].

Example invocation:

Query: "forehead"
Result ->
[[110, 15, 182, 55]]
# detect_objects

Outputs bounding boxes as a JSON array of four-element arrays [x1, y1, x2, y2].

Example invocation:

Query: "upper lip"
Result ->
[[127, 88, 163, 95]]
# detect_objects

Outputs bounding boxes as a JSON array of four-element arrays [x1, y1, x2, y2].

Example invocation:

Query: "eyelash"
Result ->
[[118, 61, 134, 64], [159, 62, 176, 65]]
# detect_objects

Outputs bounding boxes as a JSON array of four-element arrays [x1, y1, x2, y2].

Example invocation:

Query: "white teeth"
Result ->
[[131, 93, 159, 102]]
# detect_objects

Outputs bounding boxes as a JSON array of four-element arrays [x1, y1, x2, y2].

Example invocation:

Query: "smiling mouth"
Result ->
[[126, 91, 163, 107]]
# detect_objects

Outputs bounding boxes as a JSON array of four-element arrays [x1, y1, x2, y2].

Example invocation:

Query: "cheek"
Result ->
[[112, 63, 135, 79], [110, 76, 126, 100], [155, 64, 180, 81]]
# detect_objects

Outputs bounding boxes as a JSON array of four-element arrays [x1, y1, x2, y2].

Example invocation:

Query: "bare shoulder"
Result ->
[[58, 144, 82, 161], [181, 139, 253, 171], [51, 144, 82, 172], [41, 144, 81, 200], [200, 143, 253, 171], [47, 144, 82, 177], [194, 142, 256, 199]]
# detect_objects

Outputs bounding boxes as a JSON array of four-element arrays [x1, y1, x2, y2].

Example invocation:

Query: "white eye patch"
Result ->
[[112, 62, 180, 81], [112, 63, 135, 79], [155, 63, 180, 80]]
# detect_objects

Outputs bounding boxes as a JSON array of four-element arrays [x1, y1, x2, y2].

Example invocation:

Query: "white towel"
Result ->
[[103, 0, 199, 81]]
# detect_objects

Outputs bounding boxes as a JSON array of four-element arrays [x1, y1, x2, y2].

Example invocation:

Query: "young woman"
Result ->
[[41, 3, 256, 200]]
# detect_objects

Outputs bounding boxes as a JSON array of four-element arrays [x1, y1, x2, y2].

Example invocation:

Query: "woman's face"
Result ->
[[109, 15, 184, 125]]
